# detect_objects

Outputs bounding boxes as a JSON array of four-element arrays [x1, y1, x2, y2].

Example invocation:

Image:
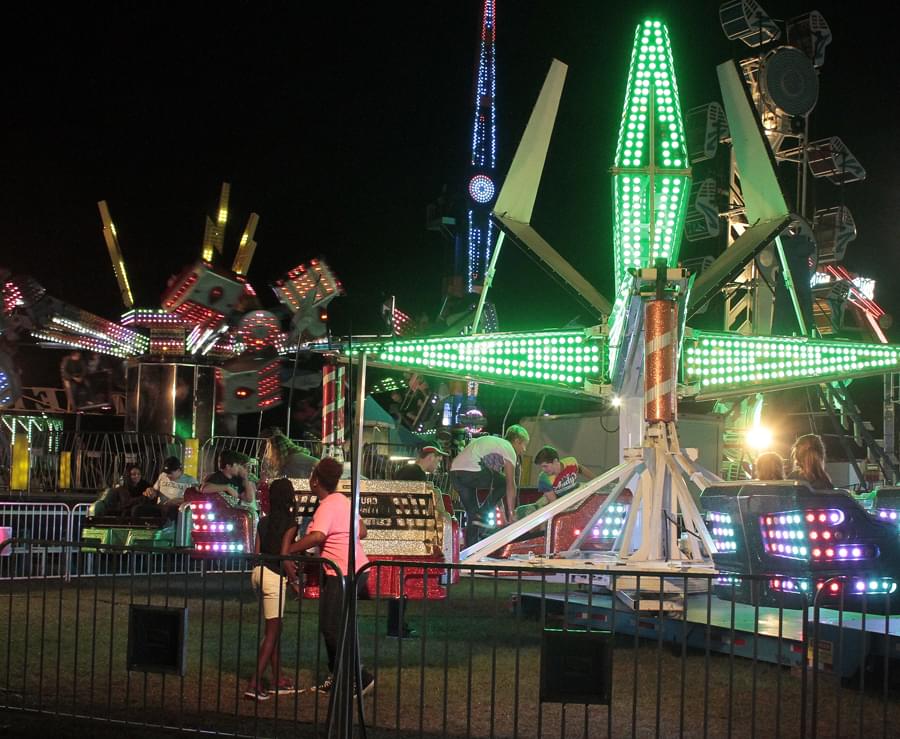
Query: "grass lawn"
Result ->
[[2, 563, 898, 738]]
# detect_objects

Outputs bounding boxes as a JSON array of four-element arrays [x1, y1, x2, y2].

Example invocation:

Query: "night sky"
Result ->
[[3, 2, 898, 403]]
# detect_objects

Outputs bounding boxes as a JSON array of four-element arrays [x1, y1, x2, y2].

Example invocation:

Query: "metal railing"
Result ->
[[362, 441, 450, 492], [1, 544, 897, 738], [0, 430, 180, 493], [199, 436, 323, 482]]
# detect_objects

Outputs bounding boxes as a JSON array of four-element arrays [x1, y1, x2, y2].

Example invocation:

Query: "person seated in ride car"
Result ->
[[260, 427, 319, 481], [113, 463, 155, 517], [754, 451, 785, 481], [201, 450, 258, 512], [394, 444, 448, 481], [515, 446, 595, 519], [788, 434, 834, 490], [142, 456, 198, 518]]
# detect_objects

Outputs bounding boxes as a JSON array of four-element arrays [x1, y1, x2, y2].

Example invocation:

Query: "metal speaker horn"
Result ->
[[760, 46, 819, 117]]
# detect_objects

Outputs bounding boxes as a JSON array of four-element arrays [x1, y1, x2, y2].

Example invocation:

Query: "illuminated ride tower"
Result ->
[[464, 0, 498, 296], [446, 0, 499, 427]]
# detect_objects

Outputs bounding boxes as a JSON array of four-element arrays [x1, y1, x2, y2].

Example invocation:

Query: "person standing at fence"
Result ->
[[449, 425, 530, 545], [244, 478, 299, 701], [394, 444, 448, 481], [261, 427, 319, 481], [285, 457, 375, 697]]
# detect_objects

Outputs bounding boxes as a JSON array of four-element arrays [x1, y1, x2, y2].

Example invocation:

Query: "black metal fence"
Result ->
[[1, 541, 899, 738]]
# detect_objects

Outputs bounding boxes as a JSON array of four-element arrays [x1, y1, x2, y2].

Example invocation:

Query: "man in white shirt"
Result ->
[[147, 456, 198, 509], [450, 425, 529, 546]]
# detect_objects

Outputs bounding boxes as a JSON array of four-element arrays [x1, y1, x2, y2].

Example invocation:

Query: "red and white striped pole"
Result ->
[[644, 299, 678, 424], [321, 362, 346, 460]]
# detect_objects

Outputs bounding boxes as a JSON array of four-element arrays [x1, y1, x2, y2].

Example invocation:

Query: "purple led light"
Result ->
[[855, 581, 866, 592], [852, 547, 862, 557]]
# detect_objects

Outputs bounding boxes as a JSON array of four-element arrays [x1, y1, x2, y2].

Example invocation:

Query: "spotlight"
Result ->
[[745, 425, 773, 451]]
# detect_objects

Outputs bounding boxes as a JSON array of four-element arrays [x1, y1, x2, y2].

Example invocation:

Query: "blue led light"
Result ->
[[468, 174, 495, 204]]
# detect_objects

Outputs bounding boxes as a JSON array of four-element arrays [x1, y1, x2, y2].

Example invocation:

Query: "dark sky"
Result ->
[[3, 2, 898, 373]]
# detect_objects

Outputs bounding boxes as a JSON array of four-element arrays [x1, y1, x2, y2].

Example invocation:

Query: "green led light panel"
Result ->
[[347, 330, 608, 390], [612, 20, 691, 295], [684, 332, 900, 394]]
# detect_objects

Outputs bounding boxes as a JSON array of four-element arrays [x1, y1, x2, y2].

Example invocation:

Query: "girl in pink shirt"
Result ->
[[286, 458, 374, 697]]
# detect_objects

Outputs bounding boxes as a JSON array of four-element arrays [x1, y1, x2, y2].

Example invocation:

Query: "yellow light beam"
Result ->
[[232, 213, 259, 275], [97, 200, 135, 308], [202, 181, 231, 262]]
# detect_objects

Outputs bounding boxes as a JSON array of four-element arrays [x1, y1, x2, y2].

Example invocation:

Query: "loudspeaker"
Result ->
[[540, 628, 612, 705], [127, 605, 188, 675]]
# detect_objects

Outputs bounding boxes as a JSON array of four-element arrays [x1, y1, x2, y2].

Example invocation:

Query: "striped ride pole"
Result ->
[[644, 299, 678, 424], [321, 362, 346, 460]]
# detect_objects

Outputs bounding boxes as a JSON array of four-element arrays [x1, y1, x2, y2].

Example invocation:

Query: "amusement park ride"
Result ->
[[4, 1, 900, 617], [1, 184, 344, 437], [342, 3, 900, 611]]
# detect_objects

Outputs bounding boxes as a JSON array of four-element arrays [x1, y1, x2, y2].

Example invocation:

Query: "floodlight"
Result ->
[[719, 0, 781, 47], [759, 46, 819, 117], [745, 424, 773, 451]]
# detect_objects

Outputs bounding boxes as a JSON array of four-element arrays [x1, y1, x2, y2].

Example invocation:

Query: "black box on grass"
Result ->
[[540, 628, 611, 705], [127, 605, 188, 676]]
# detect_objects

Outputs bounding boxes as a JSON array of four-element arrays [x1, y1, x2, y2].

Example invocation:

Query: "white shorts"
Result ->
[[251, 565, 288, 620]]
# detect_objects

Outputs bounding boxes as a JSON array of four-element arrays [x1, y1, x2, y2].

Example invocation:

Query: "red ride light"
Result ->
[[810, 531, 818, 540], [818, 513, 826, 523], [822, 531, 831, 540], [812, 548, 822, 558], [825, 548, 834, 558], [806, 513, 815, 523], [235, 387, 252, 398], [829, 582, 840, 593], [208, 286, 224, 303]]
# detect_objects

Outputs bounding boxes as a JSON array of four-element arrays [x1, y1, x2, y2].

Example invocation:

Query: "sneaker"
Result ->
[[354, 672, 375, 699], [310, 674, 334, 694], [243, 686, 271, 701], [269, 679, 298, 695]]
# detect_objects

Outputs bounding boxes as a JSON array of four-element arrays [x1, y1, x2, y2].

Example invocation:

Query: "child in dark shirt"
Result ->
[[244, 478, 299, 701]]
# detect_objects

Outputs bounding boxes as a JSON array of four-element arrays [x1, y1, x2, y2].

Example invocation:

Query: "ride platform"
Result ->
[[516, 589, 900, 678]]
